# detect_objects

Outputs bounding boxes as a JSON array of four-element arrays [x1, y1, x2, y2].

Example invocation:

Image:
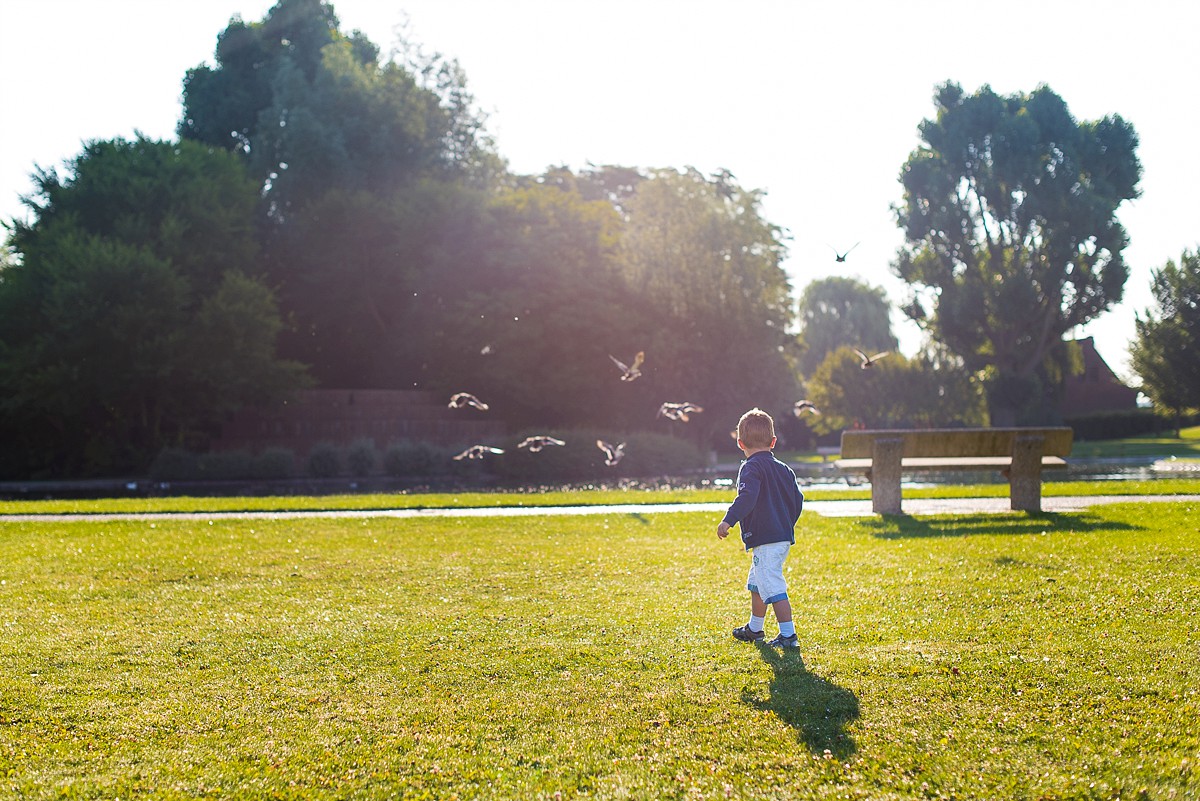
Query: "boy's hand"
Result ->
[[716, 521, 731, 539]]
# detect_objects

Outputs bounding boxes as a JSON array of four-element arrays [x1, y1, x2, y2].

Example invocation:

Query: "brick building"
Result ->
[[1060, 337, 1138, 416]]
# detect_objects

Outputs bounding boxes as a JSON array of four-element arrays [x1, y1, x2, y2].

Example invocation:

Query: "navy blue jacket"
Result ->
[[722, 451, 804, 550]]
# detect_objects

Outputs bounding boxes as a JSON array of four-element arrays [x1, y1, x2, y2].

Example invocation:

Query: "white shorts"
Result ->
[[746, 541, 790, 604]]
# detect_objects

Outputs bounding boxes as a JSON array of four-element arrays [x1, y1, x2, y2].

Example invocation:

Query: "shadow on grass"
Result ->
[[741, 643, 859, 758], [863, 511, 1142, 539]]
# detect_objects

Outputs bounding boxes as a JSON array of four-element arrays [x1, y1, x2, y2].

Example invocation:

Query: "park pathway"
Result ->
[[1, 495, 1197, 523]]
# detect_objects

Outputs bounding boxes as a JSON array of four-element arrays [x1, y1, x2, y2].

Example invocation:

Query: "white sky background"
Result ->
[[2, 0, 1197, 381]]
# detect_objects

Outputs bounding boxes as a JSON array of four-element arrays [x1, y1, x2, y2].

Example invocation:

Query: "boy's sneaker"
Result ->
[[732, 625, 765, 642], [767, 632, 800, 648]]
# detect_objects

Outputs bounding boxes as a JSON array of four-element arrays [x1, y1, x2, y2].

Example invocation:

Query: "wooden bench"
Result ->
[[834, 427, 1073, 514]]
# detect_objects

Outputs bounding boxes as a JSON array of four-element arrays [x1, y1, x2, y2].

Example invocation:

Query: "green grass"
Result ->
[[3, 477, 1200, 516], [1066, 425, 1200, 460], [2, 502, 1197, 798]]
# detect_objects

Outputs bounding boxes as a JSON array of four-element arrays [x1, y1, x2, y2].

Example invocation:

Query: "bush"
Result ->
[[346, 438, 377, 477], [253, 447, 295, 479], [307, 442, 342, 478], [1066, 409, 1198, 440], [620, 431, 707, 476], [148, 448, 201, 481], [196, 450, 256, 480], [383, 440, 444, 478], [490, 428, 706, 484]]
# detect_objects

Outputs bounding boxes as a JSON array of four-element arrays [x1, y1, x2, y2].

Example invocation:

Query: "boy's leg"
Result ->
[[759, 542, 797, 645], [771, 598, 792, 624], [733, 562, 768, 641], [751, 591, 767, 619]]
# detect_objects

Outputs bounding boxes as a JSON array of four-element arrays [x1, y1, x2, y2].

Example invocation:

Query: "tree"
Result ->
[[179, 0, 503, 392], [893, 82, 1141, 425], [0, 137, 307, 478], [180, 0, 498, 219], [617, 168, 799, 446], [795, 277, 897, 377], [803, 346, 984, 433], [266, 180, 492, 387], [424, 175, 638, 431], [1130, 249, 1200, 424]]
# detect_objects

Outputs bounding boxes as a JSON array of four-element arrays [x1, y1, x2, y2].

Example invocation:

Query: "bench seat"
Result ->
[[834, 427, 1073, 514], [835, 455, 1067, 471]]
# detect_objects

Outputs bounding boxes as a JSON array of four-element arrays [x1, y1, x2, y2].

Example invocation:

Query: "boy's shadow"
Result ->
[[741, 643, 859, 758]]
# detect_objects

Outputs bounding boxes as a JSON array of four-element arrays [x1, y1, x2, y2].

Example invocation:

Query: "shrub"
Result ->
[[346, 438, 377, 477], [620, 431, 706, 477], [491, 428, 706, 484], [307, 442, 342, 478], [148, 448, 201, 481], [197, 450, 256, 480], [253, 447, 295, 479], [1066, 409, 1197, 440], [383, 440, 441, 478]]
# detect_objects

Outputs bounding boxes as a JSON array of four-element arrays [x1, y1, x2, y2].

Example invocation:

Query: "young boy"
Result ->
[[716, 408, 805, 648]]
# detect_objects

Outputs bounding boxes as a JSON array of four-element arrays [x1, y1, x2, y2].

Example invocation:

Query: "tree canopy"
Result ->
[[179, 0, 498, 219], [1130, 250, 1200, 419], [795, 277, 897, 378], [893, 81, 1141, 425], [0, 137, 307, 478], [803, 346, 983, 433]]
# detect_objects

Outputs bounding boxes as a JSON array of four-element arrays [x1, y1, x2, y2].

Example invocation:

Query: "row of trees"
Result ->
[[1, 0, 1192, 480]]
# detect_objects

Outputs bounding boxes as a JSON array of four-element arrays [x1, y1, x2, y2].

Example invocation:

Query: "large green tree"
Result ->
[[795, 277, 897, 377], [0, 137, 307, 478], [1129, 250, 1200, 422], [180, 0, 498, 219], [429, 177, 635, 430], [803, 346, 984, 433], [893, 82, 1141, 425], [618, 168, 799, 445], [180, 0, 502, 389]]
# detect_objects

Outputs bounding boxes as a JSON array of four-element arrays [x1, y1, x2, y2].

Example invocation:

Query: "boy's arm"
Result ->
[[720, 463, 762, 533]]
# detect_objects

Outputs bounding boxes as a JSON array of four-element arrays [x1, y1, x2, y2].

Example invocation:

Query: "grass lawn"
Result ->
[[1051, 425, 1200, 461], [3, 478, 1200, 516], [2, 501, 1197, 798]]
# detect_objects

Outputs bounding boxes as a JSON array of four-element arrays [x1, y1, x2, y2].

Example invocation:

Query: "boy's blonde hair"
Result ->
[[737, 408, 775, 449]]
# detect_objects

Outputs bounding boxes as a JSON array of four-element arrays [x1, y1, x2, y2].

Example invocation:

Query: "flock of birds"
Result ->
[[446, 243, 890, 464], [447, 342, 890, 462]]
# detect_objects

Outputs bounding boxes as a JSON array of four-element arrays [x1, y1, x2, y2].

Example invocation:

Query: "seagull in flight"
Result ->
[[453, 445, 504, 460], [448, 392, 489, 411], [609, 351, 644, 382], [853, 348, 891, 369], [596, 440, 626, 466], [517, 435, 566, 453], [793, 400, 821, 417], [657, 402, 704, 422], [829, 242, 860, 262]]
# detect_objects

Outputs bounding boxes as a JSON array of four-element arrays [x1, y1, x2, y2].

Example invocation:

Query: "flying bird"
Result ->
[[829, 242, 860, 262], [448, 392, 489, 411], [657, 402, 704, 422], [596, 440, 626, 466], [853, 348, 891, 369], [453, 445, 505, 460], [517, 435, 566, 453], [609, 351, 645, 382], [793, 400, 821, 417]]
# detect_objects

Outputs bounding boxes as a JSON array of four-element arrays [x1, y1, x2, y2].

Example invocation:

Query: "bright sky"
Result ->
[[3, 0, 1197, 381]]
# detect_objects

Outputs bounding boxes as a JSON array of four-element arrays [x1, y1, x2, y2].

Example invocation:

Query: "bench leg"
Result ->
[[871, 437, 904, 514], [1010, 435, 1044, 512]]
